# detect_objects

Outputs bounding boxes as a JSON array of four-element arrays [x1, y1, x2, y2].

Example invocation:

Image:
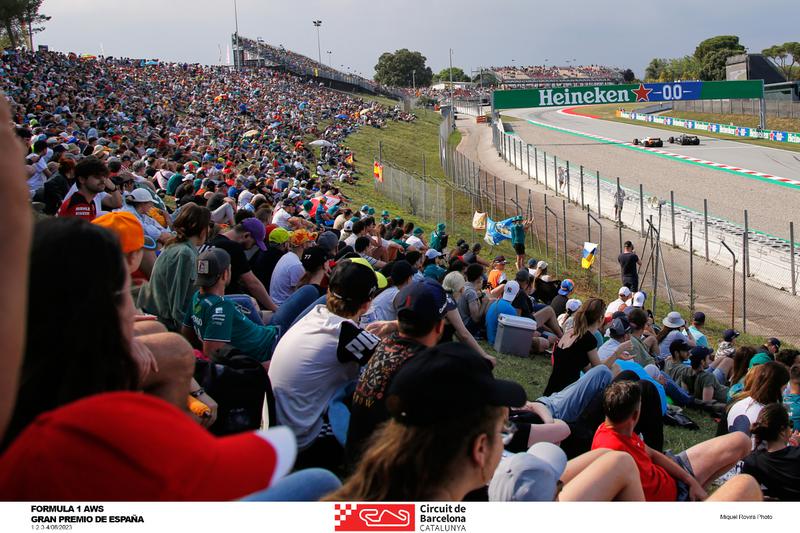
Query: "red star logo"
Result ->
[[632, 83, 653, 102]]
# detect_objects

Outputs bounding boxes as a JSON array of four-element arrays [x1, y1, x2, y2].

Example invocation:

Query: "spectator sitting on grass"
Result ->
[[687, 312, 709, 347], [784, 364, 800, 432], [726, 362, 790, 436], [458, 263, 491, 337], [656, 312, 696, 360], [487, 255, 508, 289], [626, 308, 657, 365], [741, 402, 800, 501], [756, 337, 782, 359]]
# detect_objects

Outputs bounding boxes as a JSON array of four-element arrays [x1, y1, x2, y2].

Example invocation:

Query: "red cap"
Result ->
[[264, 223, 278, 239], [0, 392, 296, 501]]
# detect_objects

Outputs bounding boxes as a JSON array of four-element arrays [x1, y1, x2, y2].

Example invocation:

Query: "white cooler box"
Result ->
[[493, 314, 537, 357]]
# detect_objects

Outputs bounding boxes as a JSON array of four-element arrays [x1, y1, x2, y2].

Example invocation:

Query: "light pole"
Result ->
[[326, 50, 332, 66], [449, 48, 454, 110], [233, 0, 240, 69], [312, 20, 322, 65]]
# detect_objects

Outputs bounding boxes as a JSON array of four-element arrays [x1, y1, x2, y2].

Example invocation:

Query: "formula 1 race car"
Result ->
[[668, 134, 700, 145], [632, 137, 663, 147]]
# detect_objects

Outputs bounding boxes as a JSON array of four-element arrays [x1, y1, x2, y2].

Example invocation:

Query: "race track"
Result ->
[[504, 106, 800, 240]]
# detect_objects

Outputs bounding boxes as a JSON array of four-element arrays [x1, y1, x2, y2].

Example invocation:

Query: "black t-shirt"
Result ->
[[210, 234, 251, 295], [618, 252, 639, 279], [251, 246, 287, 291], [741, 446, 800, 501], [534, 278, 559, 305], [543, 331, 597, 396], [512, 291, 534, 319], [462, 251, 477, 264], [550, 294, 568, 317]]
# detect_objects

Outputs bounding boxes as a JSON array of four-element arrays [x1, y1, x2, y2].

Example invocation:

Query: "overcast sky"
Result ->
[[38, 0, 796, 79]]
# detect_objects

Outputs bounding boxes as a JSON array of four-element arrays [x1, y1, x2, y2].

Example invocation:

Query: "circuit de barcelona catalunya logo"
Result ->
[[334, 504, 415, 531]]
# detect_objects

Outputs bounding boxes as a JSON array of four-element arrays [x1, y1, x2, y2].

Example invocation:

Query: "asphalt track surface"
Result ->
[[504, 106, 800, 240]]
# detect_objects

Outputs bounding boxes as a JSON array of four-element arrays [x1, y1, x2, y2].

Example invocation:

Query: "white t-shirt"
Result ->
[[597, 338, 622, 361], [272, 208, 292, 229], [405, 235, 424, 249], [360, 286, 399, 326], [237, 190, 255, 209], [344, 233, 359, 248], [727, 397, 764, 433], [605, 298, 629, 317], [268, 305, 379, 449], [269, 252, 304, 306]]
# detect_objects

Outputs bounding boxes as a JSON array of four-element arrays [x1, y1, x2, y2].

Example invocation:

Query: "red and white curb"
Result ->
[[528, 110, 800, 188]]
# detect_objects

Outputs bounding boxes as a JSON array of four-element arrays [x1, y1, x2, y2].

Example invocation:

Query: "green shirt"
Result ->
[[137, 240, 198, 331], [630, 336, 654, 367], [166, 173, 184, 196], [693, 371, 729, 403], [511, 223, 526, 245], [665, 358, 692, 385], [183, 291, 277, 362]]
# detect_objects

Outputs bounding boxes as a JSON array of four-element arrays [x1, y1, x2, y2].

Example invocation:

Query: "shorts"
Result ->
[[665, 450, 695, 501], [513, 243, 525, 256]]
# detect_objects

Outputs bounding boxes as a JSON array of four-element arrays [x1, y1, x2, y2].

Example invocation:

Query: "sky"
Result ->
[[37, 0, 797, 79]]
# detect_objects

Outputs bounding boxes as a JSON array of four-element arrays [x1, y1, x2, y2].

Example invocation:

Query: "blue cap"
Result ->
[[394, 279, 455, 323], [558, 279, 574, 296]]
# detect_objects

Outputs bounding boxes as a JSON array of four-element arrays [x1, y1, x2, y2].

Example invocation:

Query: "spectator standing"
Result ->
[[617, 241, 640, 292]]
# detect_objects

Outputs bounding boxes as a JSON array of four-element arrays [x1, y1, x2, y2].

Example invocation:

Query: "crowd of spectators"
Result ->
[[493, 64, 622, 82], [0, 46, 797, 504]]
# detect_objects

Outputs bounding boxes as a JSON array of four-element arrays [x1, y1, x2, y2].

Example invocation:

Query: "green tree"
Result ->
[[694, 35, 745, 62], [763, 42, 800, 81], [472, 70, 499, 86], [374, 49, 433, 87], [698, 48, 741, 81], [0, 0, 49, 49], [621, 68, 635, 82], [644, 58, 667, 81], [434, 67, 470, 83]]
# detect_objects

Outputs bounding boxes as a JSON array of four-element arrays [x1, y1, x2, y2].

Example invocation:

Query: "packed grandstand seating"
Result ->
[[493, 64, 623, 84]]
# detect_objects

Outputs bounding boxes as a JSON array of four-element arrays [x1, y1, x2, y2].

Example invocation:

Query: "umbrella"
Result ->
[[309, 139, 333, 147], [243, 129, 260, 138], [334, 113, 348, 120]]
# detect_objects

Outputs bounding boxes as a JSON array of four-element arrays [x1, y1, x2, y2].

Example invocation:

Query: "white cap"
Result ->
[[425, 249, 443, 260], [502, 280, 521, 302], [128, 188, 153, 203], [536, 260, 548, 270], [632, 291, 646, 307], [566, 298, 582, 313], [343, 220, 353, 231], [489, 443, 567, 502], [619, 286, 632, 298]]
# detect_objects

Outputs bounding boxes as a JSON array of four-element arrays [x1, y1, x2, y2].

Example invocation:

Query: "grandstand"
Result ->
[[233, 34, 404, 99], [493, 64, 623, 88]]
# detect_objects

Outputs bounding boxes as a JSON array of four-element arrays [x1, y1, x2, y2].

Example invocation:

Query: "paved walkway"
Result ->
[[454, 114, 800, 345]]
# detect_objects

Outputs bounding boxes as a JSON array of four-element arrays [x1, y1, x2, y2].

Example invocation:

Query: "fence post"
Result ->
[[543, 151, 548, 190], [493, 175, 498, 220], [670, 190, 676, 248], [513, 137, 517, 168], [566, 161, 571, 203], [553, 155, 558, 196], [515, 184, 520, 215], [703, 198, 710, 262], [534, 147, 539, 183], [596, 171, 601, 217], [422, 153, 426, 180], [526, 144, 531, 179], [520, 140, 525, 174], [791, 221, 797, 296], [689, 222, 695, 315], [639, 184, 645, 238], [502, 180, 507, 218], [744, 209, 750, 278], [544, 194, 550, 257], [562, 199, 568, 267], [580, 165, 585, 210], [379, 140, 383, 165], [742, 210, 748, 333]]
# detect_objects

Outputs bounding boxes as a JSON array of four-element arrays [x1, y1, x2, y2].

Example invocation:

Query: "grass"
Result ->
[[448, 128, 462, 150], [582, 103, 800, 153], [332, 96, 732, 451]]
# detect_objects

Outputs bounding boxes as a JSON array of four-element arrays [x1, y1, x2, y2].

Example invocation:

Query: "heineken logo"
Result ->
[[538, 86, 637, 106]]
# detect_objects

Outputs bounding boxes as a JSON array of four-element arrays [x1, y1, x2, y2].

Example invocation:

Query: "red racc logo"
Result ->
[[334, 504, 415, 531]]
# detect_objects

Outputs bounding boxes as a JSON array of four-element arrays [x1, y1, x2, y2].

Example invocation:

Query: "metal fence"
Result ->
[[673, 98, 800, 119], [445, 101, 800, 346]]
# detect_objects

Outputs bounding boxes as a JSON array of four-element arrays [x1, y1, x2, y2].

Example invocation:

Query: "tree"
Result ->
[[644, 58, 667, 81], [621, 68, 635, 82], [434, 67, 470, 83], [374, 49, 433, 87], [0, 0, 49, 49], [763, 42, 800, 81], [694, 35, 745, 63], [698, 48, 741, 81], [472, 70, 499, 86]]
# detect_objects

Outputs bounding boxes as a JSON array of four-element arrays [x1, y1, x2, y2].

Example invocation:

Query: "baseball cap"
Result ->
[[692, 311, 706, 323], [442, 271, 466, 295], [386, 343, 527, 426], [632, 291, 646, 308], [749, 353, 772, 369], [558, 279, 574, 296], [329, 257, 387, 303], [394, 278, 456, 324], [608, 316, 631, 337], [413, 227, 424, 235], [722, 329, 740, 342], [92, 211, 156, 254], [301, 246, 328, 272], [343, 220, 354, 232], [669, 339, 691, 354], [0, 392, 296, 501], [381, 210, 389, 216], [288, 228, 317, 247], [241, 218, 267, 251], [566, 298, 582, 313], [268, 227, 290, 245], [618, 286, 632, 298], [536, 260, 548, 270], [196, 248, 231, 288], [128, 188, 154, 204], [503, 280, 521, 302], [316, 231, 338, 254], [766, 337, 781, 349], [425, 249, 442, 260], [302, 200, 313, 211], [360, 204, 369, 212], [489, 443, 567, 502], [387, 260, 415, 285], [527, 258, 539, 268], [494, 255, 507, 264], [689, 346, 714, 364]]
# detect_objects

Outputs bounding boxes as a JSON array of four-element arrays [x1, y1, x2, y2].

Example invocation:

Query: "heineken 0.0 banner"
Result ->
[[492, 80, 763, 110]]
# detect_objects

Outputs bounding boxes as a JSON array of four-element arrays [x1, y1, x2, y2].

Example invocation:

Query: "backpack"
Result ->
[[194, 347, 275, 436]]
